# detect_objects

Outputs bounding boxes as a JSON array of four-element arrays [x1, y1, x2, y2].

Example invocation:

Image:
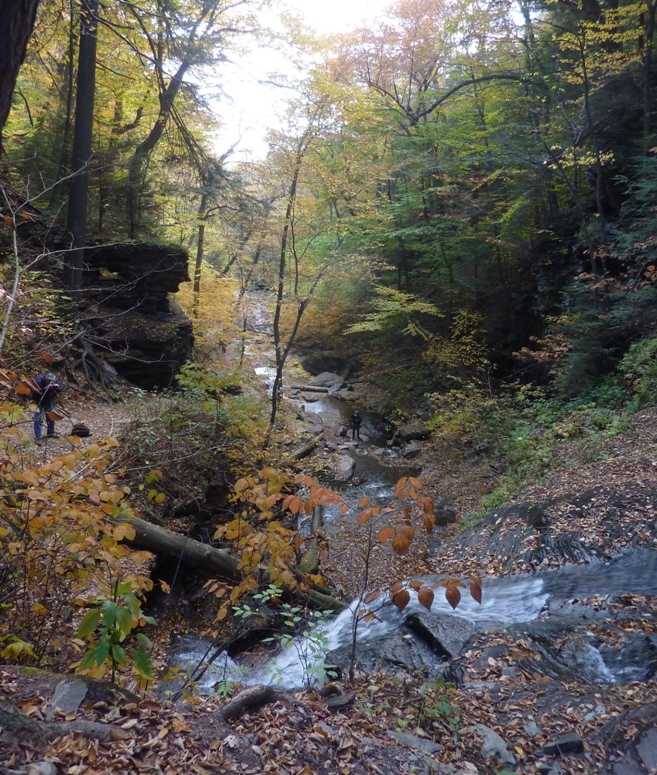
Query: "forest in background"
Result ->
[[3, 0, 657, 427]]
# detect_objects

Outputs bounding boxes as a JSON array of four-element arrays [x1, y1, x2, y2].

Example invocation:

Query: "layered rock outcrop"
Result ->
[[81, 243, 193, 389]]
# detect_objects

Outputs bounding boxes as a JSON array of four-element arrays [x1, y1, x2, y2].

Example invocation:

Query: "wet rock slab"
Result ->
[[409, 612, 477, 658]]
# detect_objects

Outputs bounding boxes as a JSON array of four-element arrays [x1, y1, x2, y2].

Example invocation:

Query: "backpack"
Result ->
[[70, 423, 91, 438]]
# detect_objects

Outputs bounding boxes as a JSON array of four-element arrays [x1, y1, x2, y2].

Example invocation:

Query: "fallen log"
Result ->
[[284, 433, 324, 465], [292, 385, 330, 393], [122, 514, 239, 578], [219, 685, 283, 720], [0, 701, 122, 745], [119, 514, 346, 611]]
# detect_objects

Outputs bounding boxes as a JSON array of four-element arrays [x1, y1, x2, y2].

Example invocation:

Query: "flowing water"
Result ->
[[170, 548, 657, 691]]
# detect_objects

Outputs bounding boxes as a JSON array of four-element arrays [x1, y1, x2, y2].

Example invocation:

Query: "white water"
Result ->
[[208, 312, 653, 692], [172, 575, 550, 691], [254, 366, 276, 389]]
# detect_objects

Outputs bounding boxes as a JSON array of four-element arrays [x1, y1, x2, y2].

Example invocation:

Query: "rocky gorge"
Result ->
[[162, 325, 657, 774]]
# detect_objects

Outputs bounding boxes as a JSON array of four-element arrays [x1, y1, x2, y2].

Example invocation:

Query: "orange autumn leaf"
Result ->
[[417, 587, 434, 611]]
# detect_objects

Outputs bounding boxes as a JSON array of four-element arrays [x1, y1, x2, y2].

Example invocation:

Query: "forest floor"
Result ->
[[3, 285, 657, 774], [2, 386, 657, 774]]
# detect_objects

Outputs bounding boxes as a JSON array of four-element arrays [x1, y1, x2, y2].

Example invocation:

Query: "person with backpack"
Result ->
[[32, 372, 61, 440]]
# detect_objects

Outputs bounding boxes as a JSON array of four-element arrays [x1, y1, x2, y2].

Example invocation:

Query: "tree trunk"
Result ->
[[578, 32, 607, 245], [127, 60, 190, 237], [193, 193, 208, 317], [125, 0, 222, 237], [644, 0, 657, 154], [49, 0, 76, 209], [269, 143, 305, 430], [0, 0, 41, 151], [65, 0, 98, 289]]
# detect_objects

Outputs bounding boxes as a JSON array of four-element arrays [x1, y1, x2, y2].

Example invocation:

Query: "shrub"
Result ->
[[619, 334, 657, 408], [0, 390, 153, 675]]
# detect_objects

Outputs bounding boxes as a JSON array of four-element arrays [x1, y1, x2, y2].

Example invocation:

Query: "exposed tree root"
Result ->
[[0, 700, 121, 746]]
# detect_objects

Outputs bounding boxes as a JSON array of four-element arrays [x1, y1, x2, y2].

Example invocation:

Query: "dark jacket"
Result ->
[[34, 375, 61, 411]]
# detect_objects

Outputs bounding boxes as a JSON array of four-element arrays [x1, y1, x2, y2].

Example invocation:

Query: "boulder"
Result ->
[[333, 455, 356, 482], [327, 624, 448, 679], [397, 419, 432, 442], [435, 497, 458, 526], [465, 724, 516, 768], [308, 372, 347, 391], [402, 441, 423, 459], [299, 352, 350, 376], [410, 612, 477, 657]]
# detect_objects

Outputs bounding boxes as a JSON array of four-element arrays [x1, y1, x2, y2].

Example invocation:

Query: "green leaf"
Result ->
[[115, 605, 133, 636], [123, 592, 140, 616], [132, 647, 154, 679], [135, 633, 151, 648], [76, 609, 101, 638], [116, 581, 133, 595], [78, 649, 98, 671], [95, 636, 110, 666], [102, 601, 118, 629], [112, 645, 128, 665]]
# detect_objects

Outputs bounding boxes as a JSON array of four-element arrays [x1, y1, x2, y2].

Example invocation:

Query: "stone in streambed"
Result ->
[[387, 729, 445, 754], [637, 728, 657, 772], [410, 612, 477, 658], [402, 441, 422, 459], [308, 372, 346, 390], [46, 678, 88, 721], [464, 723, 516, 768], [333, 455, 355, 481], [524, 721, 542, 738], [543, 732, 584, 755]]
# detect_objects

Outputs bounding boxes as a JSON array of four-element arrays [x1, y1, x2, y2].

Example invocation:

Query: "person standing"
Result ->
[[32, 372, 61, 440], [351, 409, 362, 441]]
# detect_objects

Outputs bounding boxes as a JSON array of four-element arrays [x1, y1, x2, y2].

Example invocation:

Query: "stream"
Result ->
[[171, 548, 657, 691], [169, 298, 657, 694]]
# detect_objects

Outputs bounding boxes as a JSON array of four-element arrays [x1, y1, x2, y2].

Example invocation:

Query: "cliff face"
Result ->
[[81, 243, 194, 389]]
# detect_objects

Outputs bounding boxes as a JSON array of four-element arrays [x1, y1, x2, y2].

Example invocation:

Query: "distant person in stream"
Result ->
[[32, 372, 61, 440], [351, 410, 362, 441]]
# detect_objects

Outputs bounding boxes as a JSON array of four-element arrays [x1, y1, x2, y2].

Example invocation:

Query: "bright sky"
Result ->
[[214, 0, 386, 163], [284, 0, 382, 34]]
